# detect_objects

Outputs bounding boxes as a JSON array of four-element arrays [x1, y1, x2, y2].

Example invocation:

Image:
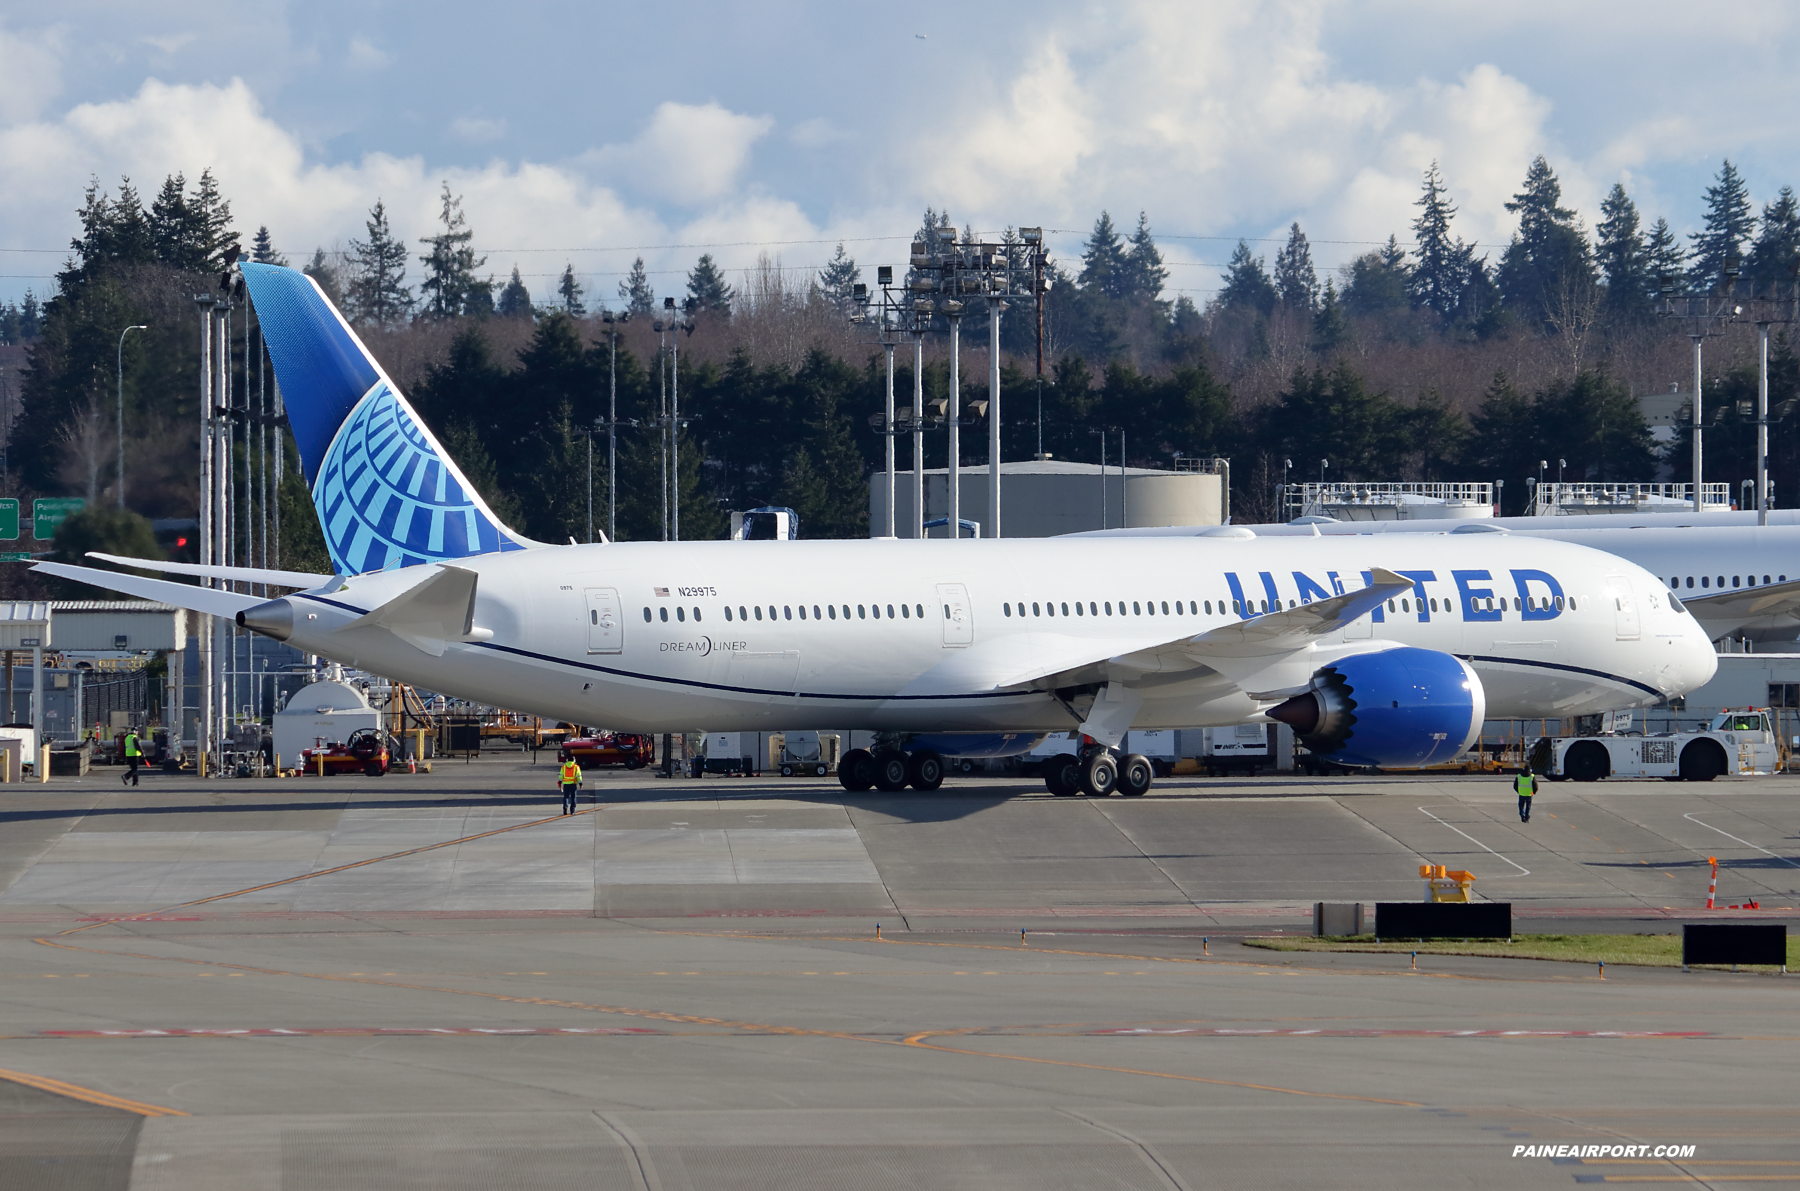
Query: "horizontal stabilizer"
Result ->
[[339, 564, 486, 656], [31, 562, 262, 618], [86, 552, 331, 589]]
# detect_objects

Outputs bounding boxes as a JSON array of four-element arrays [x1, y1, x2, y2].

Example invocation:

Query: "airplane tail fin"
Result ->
[[239, 262, 539, 575]]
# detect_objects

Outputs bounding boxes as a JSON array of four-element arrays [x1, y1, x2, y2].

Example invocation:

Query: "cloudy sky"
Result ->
[[3, 1, 1799, 308]]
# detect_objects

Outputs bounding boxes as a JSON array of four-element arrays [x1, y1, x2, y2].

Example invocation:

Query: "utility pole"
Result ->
[[116, 324, 146, 508], [986, 292, 1003, 539], [883, 336, 897, 537], [946, 300, 963, 537], [192, 294, 212, 774], [1758, 320, 1770, 525], [600, 310, 630, 542], [657, 315, 668, 540], [912, 320, 926, 539]]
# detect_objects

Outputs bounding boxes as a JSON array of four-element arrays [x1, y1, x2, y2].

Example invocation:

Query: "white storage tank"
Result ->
[[273, 680, 381, 767]]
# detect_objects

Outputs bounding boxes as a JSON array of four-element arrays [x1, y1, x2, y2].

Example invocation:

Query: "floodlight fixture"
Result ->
[[1020, 227, 1043, 244], [877, 266, 893, 285]]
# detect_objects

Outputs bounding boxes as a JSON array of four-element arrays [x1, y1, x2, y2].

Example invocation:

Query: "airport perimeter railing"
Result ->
[[1530, 482, 1731, 516], [1283, 481, 1494, 523]]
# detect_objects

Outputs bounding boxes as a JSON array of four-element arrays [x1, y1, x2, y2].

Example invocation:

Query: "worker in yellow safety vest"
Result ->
[[121, 729, 142, 788], [559, 757, 583, 815], [1515, 764, 1538, 823]]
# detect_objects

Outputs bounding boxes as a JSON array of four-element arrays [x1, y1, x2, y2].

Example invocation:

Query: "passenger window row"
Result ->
[[1671, 573, 1786, 590], [643, 603, 926, 624], [1003, 599, 1219, 618]]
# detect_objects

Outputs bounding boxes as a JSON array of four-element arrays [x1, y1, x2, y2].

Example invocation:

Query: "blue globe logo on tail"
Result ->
[[239, 262, 536, 575]]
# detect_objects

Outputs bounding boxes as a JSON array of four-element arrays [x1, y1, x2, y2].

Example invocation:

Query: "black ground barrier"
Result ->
[[1375, 902, 1511, 940], [1682, 923, 1788, 969]]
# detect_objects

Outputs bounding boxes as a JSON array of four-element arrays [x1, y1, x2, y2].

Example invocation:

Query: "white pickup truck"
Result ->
[[1531, 710, 1782, 782]]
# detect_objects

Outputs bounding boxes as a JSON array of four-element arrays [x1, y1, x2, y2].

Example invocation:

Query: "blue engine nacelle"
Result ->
[[1266, 647, 1486, 769]]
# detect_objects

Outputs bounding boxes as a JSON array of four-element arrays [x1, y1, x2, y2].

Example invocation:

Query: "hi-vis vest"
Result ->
[[1515, 772, 1536, 797], [561, 761, 581, 784], [124, 733, 141, 757]]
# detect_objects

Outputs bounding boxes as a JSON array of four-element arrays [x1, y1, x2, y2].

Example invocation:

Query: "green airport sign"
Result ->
[[0, 552, 33, 563], [0, 499, 16, 540], [33, 497, 85, 541]]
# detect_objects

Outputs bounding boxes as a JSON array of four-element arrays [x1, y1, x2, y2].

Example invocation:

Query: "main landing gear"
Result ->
[[1042, 747, 1153, 797], [838, 747, 944, 793]]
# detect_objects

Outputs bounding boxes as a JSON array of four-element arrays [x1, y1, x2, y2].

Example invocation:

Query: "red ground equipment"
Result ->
[[558, 732, 653, 770], [301, 728, 393, 777]]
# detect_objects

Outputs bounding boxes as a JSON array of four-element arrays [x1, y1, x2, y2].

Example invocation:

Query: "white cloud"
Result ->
[[790, 118, 849, 149], [141, 32, 195, 56], [449, 116, 507, 143], [591, 101, 773, 205], [0, 23, 64, 124], [346, 36, 389, 70]]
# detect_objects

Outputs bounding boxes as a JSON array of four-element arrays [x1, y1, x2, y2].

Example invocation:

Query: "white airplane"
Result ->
[[32, 264, 1721, 795], [1086, 515, 1800, 644]]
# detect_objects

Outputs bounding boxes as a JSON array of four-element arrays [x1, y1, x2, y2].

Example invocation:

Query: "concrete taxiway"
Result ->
[[1, 760, 1796, 1188]]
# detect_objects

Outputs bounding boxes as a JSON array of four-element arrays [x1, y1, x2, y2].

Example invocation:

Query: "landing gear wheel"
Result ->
[[907, 749, 945, 791], [1117, 753, 1153, 797], [814, 764, 827, 777], [838, 748, 876, 792], [1080, 752, 1118, 797], [1043, 753, 1081, 796], [873, 750, 911, 792]]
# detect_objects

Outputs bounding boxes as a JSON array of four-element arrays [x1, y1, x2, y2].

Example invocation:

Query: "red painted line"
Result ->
[[1086, 1028, 1712, 1038], [38, 1026, 665, 1038]]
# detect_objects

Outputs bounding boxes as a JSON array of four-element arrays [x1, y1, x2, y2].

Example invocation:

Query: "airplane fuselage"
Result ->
[[270, 535, 1716, 735]]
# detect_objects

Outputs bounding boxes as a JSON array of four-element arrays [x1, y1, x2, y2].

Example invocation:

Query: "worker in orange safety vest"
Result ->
[[560, 757, 583, 815]]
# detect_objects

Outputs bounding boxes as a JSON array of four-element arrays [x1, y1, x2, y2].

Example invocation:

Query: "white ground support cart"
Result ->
[[1531, 709, 1782, 782]]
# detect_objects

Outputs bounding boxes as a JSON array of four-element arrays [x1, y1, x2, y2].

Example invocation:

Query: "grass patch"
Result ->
[[1243, 933, 1796, 970]]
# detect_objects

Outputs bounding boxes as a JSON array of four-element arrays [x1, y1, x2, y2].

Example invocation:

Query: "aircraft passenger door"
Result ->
[[585, 587, 623, 653], [1607, 574, 1640, 641], [937, 583, 974, 647]]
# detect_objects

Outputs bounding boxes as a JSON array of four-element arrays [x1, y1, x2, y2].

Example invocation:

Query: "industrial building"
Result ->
[[869, 459, 1226, 538]]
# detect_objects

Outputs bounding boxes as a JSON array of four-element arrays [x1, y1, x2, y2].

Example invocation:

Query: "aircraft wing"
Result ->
[[1679, 578, 1800, 641], [898, 569, 1413, 698]]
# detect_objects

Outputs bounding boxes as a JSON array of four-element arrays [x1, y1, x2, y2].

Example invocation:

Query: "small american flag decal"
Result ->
[[653, 587, 669, 597]]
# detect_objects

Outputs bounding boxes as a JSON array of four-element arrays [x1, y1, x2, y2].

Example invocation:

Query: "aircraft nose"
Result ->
[[1673, 627, 1718, 696]]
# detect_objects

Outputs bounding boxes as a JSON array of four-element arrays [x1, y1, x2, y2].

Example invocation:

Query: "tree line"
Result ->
[[5, 156, 1799, 600]]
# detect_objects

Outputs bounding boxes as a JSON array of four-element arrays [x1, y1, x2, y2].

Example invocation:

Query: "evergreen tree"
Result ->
[[1594, 183, 1650, 324], [686, 253, 734, 316], [496, 266, 532, 318], [1273, 222, 1318, 311], [1746, 186, 1800, 287], [251, 225, 287, 266], [1464, 371, 1536, 511], [1339, 237, 1412, 317], [417, 183, 486, 318], [619, 256, 655, 314], [345, 199, 413, 327], [1217, 240, 1277, 316], [1078, 211, 1131, 300], [557, 263, 586, 316], [818, 242, 861, 310], [1505, 156, 1576, 252], [61, 177, 156, 287], [1645, 217, 1686, 292], [1495, 156, 1593, 327], [1409, 162, 1463, 317], [1122, 212, 1169, 304], [1689, 159, 1756, 291], [188, 168, 236, 273], [1311, 278, 1347, 350], [147, 173, 201, 270], [304, 248, 344, 308]]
